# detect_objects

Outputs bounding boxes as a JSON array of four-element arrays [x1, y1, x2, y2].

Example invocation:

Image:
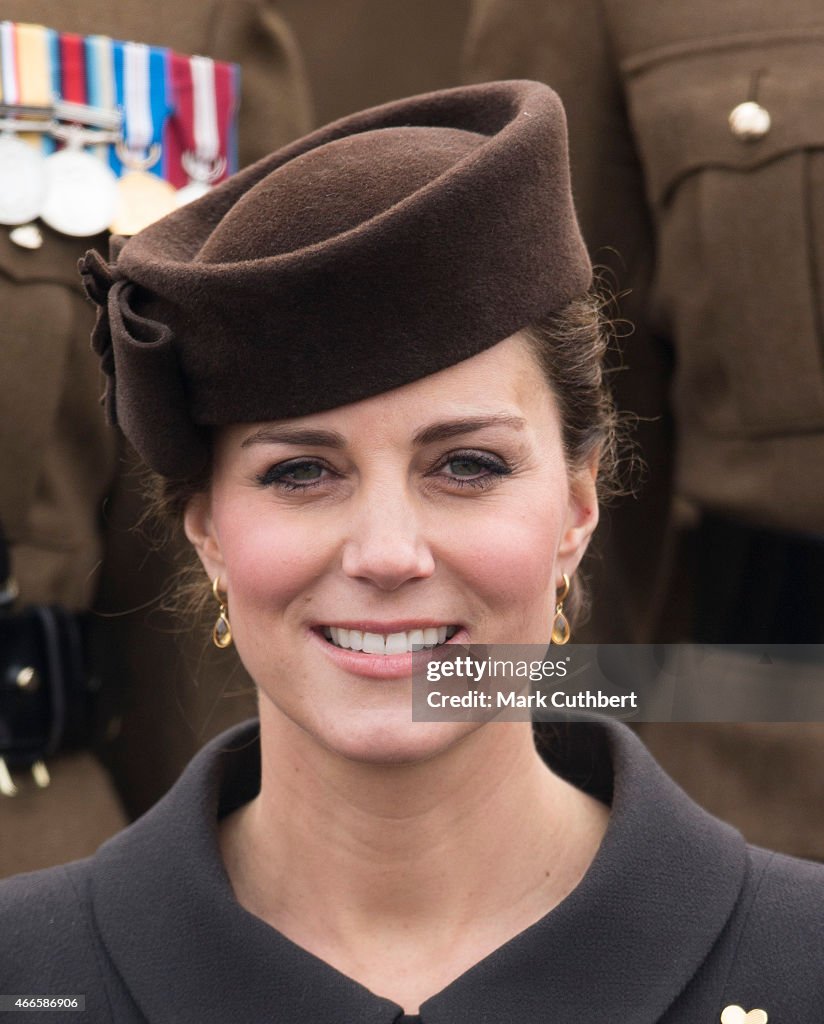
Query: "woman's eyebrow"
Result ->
[[413, 414, 527, 446], [240, 426, 347, 449], [240, 414, 526, 450]]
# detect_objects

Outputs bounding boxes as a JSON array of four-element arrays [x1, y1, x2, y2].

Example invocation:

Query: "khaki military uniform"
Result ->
[[0, 0, 311, 874], [278, 0, 471, 125], [466, 0, 824, 858]]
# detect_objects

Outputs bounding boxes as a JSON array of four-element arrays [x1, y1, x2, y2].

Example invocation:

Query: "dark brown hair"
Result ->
[[525, 293, 621, 491], [522, 288, 626, 625]]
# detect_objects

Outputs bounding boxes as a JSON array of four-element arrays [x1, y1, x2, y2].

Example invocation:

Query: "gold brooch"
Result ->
[[721, 1006, 768, 1024]]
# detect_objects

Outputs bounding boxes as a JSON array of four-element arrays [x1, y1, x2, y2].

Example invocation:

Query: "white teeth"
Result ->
[[362, 632, 385, 655], [385, 632, 408, 655], [326, 625, 459, 654]]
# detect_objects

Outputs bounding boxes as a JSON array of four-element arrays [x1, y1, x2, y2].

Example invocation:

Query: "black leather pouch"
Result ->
[[0, 605, 94, 769]]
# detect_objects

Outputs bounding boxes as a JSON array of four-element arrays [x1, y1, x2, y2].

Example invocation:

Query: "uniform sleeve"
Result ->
[[0, 256, 120, 609], [464, 0, 678, 643]]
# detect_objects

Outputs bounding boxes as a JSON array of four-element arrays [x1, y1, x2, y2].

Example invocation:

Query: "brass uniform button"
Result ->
[[728, 101, 771, 141], [16, 666, 39, 690]]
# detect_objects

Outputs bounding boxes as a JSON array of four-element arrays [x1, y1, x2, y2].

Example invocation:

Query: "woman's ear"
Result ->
[[557, 457, 600, 579], [183, 492, 226, 582]]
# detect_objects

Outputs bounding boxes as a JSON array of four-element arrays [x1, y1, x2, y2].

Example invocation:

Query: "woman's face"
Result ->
[[185, 333, 598, 764]]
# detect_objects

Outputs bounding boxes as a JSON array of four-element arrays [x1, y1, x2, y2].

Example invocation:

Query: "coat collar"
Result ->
[[90, 720, 747, 1023]]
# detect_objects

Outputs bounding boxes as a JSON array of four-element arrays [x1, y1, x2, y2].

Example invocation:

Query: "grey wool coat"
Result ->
[[1, 719, 823, 1023]]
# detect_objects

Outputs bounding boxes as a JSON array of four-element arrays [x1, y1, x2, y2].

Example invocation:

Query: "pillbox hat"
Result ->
[[80, 80, 591, 477]]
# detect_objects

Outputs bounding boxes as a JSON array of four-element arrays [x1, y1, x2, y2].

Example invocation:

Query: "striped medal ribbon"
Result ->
[[0, 21, 49, 229], [110, 40, 175, 235], [174, 54, 226, 207], [85, 33, 118, 166], [40, 29, 119, 237]]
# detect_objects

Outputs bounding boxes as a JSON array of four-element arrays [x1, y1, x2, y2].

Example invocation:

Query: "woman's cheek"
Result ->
[[216, 502, 330, 609], [454, 502, 563, 620]]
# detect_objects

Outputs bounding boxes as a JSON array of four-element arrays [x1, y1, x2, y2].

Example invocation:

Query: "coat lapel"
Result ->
[[423, 725, 748, 1022]]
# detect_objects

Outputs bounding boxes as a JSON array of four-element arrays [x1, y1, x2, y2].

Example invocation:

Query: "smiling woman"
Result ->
[[1, 81, 823, 1024], [183, 332, 597, 768]]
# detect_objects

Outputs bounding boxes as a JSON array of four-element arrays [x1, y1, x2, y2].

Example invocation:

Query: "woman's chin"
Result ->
[[310, 714, 483, 767]]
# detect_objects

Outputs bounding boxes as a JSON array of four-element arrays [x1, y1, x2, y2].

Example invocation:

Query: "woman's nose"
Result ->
[[340, 489, 435, 591]]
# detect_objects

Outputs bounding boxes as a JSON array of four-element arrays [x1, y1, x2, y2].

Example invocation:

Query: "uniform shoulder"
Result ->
[[0, 859, 108, 1004]]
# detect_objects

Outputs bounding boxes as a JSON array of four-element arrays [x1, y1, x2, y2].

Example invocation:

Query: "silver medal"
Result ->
[[0, 134, 48, 225], [175, 151, 226, 209], [40, 145, 118, 237]]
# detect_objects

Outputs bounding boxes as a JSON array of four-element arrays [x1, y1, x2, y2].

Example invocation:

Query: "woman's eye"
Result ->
[[437, 451, 511, 489], [447, 456, 489, 477], [257, 460, 330, 490], [257, 451, 510, 492]]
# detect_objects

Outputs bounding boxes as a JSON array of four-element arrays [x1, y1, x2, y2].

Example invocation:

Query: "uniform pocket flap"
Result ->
[[623, 33, 824, 205]]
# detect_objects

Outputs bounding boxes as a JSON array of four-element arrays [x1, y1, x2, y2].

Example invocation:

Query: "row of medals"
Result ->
[[0, 116, 222, 246]]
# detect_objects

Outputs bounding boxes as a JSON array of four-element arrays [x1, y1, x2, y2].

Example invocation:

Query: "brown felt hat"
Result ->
[[80, 80, 591, 478]]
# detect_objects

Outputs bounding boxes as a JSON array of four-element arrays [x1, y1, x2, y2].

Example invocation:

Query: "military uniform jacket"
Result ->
[[468, 0, 824, 538], [0, 0, 311, 610], [465, 0, 824, 866], [1, 720, 822, 1023], [0, 0, 312, 878]]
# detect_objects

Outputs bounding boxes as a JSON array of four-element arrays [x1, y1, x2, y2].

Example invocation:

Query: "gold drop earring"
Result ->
[[551, 573, 571, 645], [211, 577, 233, 649]]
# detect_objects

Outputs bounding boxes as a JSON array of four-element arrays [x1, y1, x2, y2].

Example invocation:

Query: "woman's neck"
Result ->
[[219, 704, 609, 1010]]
